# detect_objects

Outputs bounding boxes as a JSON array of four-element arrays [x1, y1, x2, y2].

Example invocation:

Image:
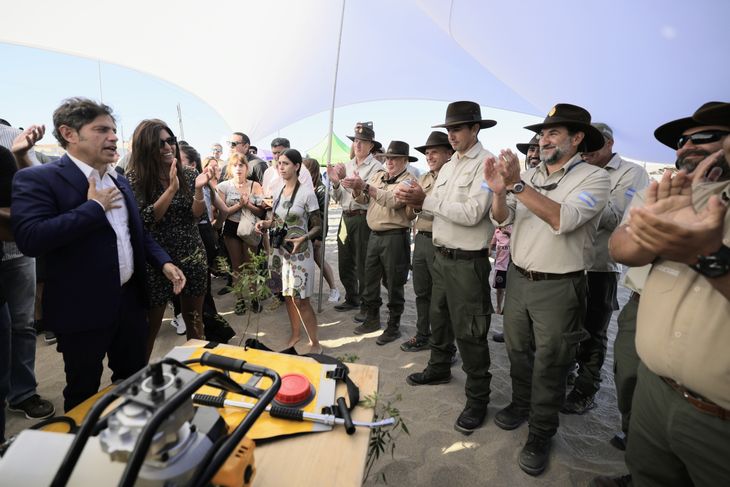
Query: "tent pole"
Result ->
[[318, 0, 346, 313]]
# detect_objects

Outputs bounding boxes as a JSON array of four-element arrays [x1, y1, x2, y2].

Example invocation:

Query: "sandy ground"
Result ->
[[6, 207, 628, 486]]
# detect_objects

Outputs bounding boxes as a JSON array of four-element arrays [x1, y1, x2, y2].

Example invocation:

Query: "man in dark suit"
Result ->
[[11, 98, 186, 412]]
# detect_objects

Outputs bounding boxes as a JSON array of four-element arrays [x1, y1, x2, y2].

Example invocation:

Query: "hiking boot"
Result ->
[[354, 320, 381, 335], [561, 389, 596, 415], [492, 332, 505, 343], [334, 300, 359, 312], [519, 433, 551, 476], [376, 327, 401, 345], [353, 311, 367, 323], [454, 406, 487, 435], [8, 394, 55, 420], [400, 336, 429, 352], [589, 474, 632, 487], [494, 403, 529, 430], [406, 369, 451, 386]]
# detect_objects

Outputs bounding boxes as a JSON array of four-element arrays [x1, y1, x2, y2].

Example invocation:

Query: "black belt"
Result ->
[[662, 377, 729, 421], [513, 264, 584, 281], [372, 228, 408, 236], [436, 247, 488, 260], [343, 209, 367, 217], [418, 231, 432, 238]]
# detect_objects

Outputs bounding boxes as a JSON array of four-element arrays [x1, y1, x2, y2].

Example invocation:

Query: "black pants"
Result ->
[[55, 280, 148, 412]]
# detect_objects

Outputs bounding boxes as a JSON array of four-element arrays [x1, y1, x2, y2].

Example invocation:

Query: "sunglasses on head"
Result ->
[[159, 136, 177, 148], [677, 130, 730, 149]]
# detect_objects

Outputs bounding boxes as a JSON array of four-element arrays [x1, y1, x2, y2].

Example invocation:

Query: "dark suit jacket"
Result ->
[[11, 154, 171, 334]]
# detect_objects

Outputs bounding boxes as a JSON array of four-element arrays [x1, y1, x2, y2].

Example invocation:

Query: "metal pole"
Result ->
[[177, 103, 185, 140], [318, 0, 347, 312], [97, 60, 104, 102]]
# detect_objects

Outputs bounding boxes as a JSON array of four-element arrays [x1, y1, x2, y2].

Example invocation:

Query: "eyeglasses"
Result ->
[[211, 147, 222, 153], [159, 136, 177, 148], [677, 130, 730, 149], [529, 160, 584, 191], [229, 141, 242, 148]]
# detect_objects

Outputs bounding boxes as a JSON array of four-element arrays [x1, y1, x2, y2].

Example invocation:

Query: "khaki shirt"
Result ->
[[330, 154, 383, 212], [406, 170, 440, 232], [636, 181, 730, 409], [618, 189, 651, 293], [591, 154, 649, 272], [422, 141, 494, 250], [493, 153, 610, 273], [355, 169, 416, 231]]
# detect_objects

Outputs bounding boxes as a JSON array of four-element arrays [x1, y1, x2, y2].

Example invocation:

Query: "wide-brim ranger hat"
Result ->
[[693, 102, 730, 125], [432, 101, 497, 129], [347, 121, 382, 150], [525, 103, 605, 152], [516, 134, 539, 155], [381, 140, 418, 162], [414, 131, 451, 154], [654, 102, 730, 149]]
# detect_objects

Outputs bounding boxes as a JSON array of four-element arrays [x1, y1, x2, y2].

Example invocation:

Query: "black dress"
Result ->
[[127, 166, 207, 307]]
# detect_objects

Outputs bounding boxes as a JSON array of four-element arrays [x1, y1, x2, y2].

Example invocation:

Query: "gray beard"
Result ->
[[541, 147, 564, 165]]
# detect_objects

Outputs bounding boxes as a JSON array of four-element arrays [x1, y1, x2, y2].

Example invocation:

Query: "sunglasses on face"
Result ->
[[229, 141, 242, 148], [677, 130, 730, 149], [159, 136, 177, 148]]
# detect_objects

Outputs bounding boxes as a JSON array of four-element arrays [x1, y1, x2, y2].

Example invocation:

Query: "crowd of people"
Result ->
[[0, 96, 728, 486]]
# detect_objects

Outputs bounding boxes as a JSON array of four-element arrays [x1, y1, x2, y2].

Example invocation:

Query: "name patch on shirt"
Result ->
[[577, 191, 597, 208], [655, 264, 680, 277]]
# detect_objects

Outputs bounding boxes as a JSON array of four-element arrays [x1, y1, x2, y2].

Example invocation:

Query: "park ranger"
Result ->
[[396, 101, 496, 436]]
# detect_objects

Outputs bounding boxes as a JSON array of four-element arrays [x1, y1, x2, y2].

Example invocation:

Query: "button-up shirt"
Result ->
[[422, 141, 494, 250], [355, 169, 416, 231], [330, 154, 383, 212], [69, 154, 134, 285], [590, 154, 649, 272], [493, 153, 610, 273], [406, 170, 440, 233], [636, 181, 730, 409]]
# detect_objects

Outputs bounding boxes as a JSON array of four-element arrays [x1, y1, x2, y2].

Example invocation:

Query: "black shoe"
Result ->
[[44, 331, 57, 345], [610, 432, 627, 451], [353, 312, 367, 323], [406, 369, 451, 386], [353, 321, 381, 335], [492, 332, 505, 343], [589, 474, 632, 487], [8, 394, 55, 420], [494, 403, 529, 430], [454, 406, 487, 435], [334, 301, 359, 312], [519, 433, 551, 476], [561, 389, 596, 415], [400, 336, 429, 352], [376, 328, 401, 345], [217, 286, 232, 296], [251, 300, 263, 313]]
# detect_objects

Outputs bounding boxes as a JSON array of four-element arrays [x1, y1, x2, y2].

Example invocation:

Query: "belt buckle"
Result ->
[[526, 270, 536, 281]]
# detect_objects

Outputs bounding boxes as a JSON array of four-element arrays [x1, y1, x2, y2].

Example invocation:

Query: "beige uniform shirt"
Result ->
[[330, 154, 383, 212], [617, 189, 651, 293], [421, 142, 494, 250], [406, 170, 440, 233], [493, 153, 610, 273], [355, 169, 416, 231], [591, 154, 650, 272], [636, 181, 730, 409]]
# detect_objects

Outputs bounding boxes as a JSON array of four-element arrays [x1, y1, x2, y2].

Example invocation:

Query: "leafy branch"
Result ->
[[361, 392, 409, 484]]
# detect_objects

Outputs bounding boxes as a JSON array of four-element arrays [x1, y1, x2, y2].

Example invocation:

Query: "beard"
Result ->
[[541, 141, 569, 165], [676, 150, 730, 181]]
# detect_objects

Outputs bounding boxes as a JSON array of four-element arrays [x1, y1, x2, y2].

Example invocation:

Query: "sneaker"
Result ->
[[376, 328, 401, 345], [406, 369, 451, 386], [171, 314, 187, 335], [494, 403, 529, 430], [400, 336, 429, 352], [560, 389, 596, 415], [589, 474, 632, 487], [354, 321, 381, 335], [8, 394, 55, 420], [334, 301, 359, 312], [44, 331, 57, 345], [327, 288, 341, 303], [519, 433, 551, 476], [492, 332, 505, 343], [454, 406, 487, 435], [217, 286, 232, 296]]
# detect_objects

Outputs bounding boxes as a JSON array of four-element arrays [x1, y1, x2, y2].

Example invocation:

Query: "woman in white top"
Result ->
[[256, 149, 323, 354], [216, 153, 265, 313]]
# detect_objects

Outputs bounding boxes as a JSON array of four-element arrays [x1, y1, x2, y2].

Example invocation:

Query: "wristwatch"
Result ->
[[690, 244, 730, 278], [509, 180, 526, 194]]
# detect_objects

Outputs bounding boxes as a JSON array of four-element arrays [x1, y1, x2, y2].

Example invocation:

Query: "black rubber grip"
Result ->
[[337, 397, 355, 435], [269, 405, 304, 421], [200, 352, 247, 373], [193, 393, 226, 408]]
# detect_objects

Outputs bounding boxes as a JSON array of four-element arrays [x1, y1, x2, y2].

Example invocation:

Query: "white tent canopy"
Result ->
[[2, 0, 728, 163]]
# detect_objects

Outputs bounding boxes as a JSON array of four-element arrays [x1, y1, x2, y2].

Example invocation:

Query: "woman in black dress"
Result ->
[[127, 119, 210, 359]]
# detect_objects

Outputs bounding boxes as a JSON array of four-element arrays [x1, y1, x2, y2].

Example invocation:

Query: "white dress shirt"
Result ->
[[68, 154, 135, 285]]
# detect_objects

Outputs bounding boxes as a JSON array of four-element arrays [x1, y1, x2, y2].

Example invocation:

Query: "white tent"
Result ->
[[1, 0, 728, 162]]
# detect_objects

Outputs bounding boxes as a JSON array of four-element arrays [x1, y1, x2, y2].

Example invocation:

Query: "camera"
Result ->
[[269, 223, 288, 249]]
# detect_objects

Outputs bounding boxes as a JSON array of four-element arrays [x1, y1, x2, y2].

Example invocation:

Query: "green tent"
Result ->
[[305, 133, 351, 166]]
